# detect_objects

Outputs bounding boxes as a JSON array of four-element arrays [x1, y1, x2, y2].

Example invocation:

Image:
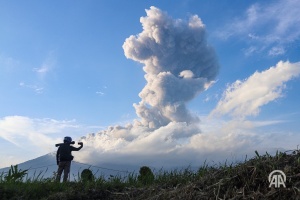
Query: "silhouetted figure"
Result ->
[[55, 136, 83, 182]]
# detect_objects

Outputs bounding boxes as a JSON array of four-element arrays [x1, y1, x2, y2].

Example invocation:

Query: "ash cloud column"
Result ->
[[123, 6, 219, 129]]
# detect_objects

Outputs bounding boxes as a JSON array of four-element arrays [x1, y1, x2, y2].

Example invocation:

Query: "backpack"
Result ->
[[59, 144, 74, 161]]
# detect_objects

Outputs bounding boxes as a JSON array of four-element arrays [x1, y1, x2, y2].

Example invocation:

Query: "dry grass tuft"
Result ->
[[111, 150, 300, 200]]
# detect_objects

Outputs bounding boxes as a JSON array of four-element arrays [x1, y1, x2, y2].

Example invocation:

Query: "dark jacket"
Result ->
[[56, 143, 83, 164]]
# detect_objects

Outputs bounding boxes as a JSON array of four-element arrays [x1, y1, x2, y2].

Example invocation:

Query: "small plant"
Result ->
[[126, 172, 138, 185], [0, 171, 5, 182], [138, 166, 154, 185], [198, 160, 213, 178], [254, 150, 260, 158], [80, 169, 94, 182], [5, 165, 28, 182], [41, 171, 57, 182]]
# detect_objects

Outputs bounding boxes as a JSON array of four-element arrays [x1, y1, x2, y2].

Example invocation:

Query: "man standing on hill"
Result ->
[[55, 136, 83, 182]]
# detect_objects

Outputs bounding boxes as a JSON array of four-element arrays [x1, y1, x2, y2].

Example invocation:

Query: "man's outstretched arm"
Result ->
[[71, 142, 83, 151]]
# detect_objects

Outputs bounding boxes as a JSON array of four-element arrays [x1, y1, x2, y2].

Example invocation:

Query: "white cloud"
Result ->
[[74, 116, 300, 169], [0, 116, 80, 146], [210, 61, 300, 118], [33, 51, 56, 80], [244, 46, 259, 57], [19, 82, 44, 94], [1, 115, 298, 169], [218, 0, 300, 56], [96, 86, 108, 96], [268, 46, 285, 56], [19, 52, 57, 94], [0, 116, 99, 168], [179, 70, 194, 78]]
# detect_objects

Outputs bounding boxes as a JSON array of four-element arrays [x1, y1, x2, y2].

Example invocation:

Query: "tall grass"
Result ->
[[1, 150, 300, 199]]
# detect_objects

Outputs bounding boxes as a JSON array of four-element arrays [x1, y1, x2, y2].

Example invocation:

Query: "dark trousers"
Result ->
[[56, 161, 71, 182]]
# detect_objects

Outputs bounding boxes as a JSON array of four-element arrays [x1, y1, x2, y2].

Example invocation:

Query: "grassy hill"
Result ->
[[1, 150, 300, 199]]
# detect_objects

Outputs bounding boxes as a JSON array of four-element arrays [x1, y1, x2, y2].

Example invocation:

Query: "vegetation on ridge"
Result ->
[[1, 150, 300, 199]]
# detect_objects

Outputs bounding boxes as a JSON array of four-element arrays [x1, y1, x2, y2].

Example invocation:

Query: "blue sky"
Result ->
[[1, 0, 300, 168]]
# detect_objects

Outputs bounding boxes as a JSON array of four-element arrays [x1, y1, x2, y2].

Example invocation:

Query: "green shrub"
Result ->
[[138, 166, 154, 185], [80, 169, 94, 182], [4, 165, 28, 182]]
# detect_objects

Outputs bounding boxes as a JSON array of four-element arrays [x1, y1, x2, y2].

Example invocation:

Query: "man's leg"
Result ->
[[63, 161, 71, 182], [56, 162, 65, 182]]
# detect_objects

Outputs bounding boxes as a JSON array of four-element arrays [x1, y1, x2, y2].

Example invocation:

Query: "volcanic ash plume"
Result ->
[[77, 7, 220, 166], [123, 6, 219, 129], [77, 7, 300, 168]]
